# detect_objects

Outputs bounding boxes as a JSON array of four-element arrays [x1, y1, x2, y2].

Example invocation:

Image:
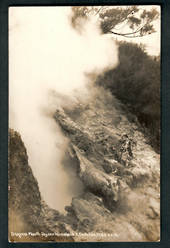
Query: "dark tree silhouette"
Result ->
[[71, 6, 159, 38]]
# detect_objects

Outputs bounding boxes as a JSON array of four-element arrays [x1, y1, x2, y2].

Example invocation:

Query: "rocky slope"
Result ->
[[54, 88, 160, 241], [9, 87, 160, 242]]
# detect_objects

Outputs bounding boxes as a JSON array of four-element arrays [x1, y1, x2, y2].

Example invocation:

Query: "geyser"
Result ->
[[9, 7, 118, 211]]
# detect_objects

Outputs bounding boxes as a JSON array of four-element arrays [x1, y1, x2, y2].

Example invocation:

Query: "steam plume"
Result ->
[[9, 7, 118, 211]]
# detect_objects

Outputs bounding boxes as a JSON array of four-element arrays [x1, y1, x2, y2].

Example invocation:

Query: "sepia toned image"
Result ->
[[8, 6, 160, 242]]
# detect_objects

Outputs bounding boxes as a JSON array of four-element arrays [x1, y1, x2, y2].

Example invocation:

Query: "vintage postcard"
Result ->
[[8, 6, 160, 242]]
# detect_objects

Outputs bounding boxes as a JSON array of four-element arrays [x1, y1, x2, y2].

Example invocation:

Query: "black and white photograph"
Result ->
[[8, 5, 160, 242]]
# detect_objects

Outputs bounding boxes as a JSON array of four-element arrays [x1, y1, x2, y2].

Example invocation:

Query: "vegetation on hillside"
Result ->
[[95, 41, 160, 152]]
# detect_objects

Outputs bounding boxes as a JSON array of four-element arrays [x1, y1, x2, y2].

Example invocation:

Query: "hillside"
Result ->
[[96, 42, 160, 152], [9, 87, 160, 242]]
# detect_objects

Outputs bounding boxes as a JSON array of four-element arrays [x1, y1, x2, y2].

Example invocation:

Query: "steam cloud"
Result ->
[[9, 7, 118, 211]]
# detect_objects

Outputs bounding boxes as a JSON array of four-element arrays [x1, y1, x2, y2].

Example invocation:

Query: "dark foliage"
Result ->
[[71, 6, 159, 38], [95, 42, 160, 152]]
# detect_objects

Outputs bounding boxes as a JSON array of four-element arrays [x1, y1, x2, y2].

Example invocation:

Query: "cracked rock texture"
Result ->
[[54, 89, 160, 241]]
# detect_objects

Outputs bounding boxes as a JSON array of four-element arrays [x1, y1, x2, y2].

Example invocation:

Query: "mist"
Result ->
[[9, 7, 118, 211]]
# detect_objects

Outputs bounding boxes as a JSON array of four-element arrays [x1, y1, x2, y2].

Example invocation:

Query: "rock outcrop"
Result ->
[[54, 89, 160, 241]]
